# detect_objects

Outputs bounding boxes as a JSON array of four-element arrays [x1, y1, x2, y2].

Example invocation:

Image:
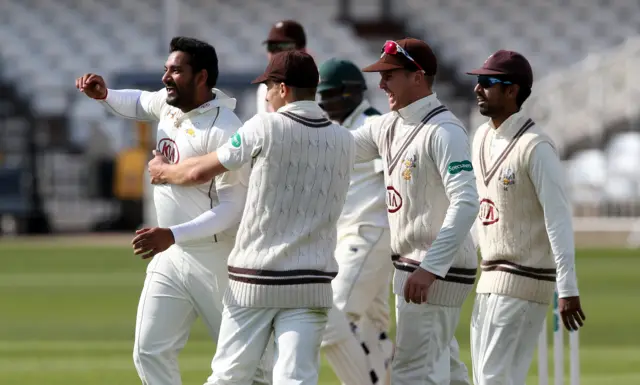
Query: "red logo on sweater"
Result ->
[[386, 186, 403, 213], [479, 198, 499, 225], [158, 138, 180, 163]]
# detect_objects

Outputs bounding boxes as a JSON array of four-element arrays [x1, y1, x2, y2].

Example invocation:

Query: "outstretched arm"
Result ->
[[148, 115, 265, 186], [75, 73, 166, 121]]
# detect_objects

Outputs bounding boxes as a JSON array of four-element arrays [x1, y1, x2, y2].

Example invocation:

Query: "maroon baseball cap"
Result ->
[[263, 20, 306, 47], [252, 50, 319, 88], [467, 50, 533, 88], [362, 38, 437, 76]]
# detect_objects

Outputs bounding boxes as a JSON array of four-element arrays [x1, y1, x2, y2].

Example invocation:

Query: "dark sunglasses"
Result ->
[[477, 75, 513, 88], [266, 42, 297, 53]]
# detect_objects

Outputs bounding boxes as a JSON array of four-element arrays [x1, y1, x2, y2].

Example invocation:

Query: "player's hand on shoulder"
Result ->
[[75, 73, 107, 100], [403, 267, 438, 304], [558, 296, 586, 331], [132, 227, 176, 259]]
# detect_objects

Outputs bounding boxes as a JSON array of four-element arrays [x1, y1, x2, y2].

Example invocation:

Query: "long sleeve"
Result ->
[[169, 183, 247, 243], [100, 88, 167, 121], [217, 115, 265, 171], [351, 121, 380, 163], [420, 123, 480, 277], [528, 142, 579, 298]]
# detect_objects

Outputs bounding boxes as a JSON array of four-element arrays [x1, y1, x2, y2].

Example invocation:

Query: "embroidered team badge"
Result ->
[[499, 167, 516, 190], [401, 154, 417, 181], [185, 128, 196, 137]]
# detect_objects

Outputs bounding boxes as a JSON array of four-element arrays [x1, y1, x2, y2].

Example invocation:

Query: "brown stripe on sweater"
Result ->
[[279, 111, 332, 127], [392, 255, 477, 284], [481, 260, 556, 274], [479, 118, 535, 186], [386, 105, 448, 175], [481, 260, 556, 282], [228, 275, 334, 285]]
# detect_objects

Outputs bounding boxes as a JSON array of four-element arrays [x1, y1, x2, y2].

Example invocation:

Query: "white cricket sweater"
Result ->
[[472, 111, 579, 304], [217, 101, 355, 308], [100, 88, 249, 268], [336, 100, 389, 236], [352, 94, 479, 307]]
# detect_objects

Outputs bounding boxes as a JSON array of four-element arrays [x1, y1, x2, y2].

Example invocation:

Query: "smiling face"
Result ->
[[474, 75, 518, 118], [378, 69, 423, 111], [162, 51, 199, 109]]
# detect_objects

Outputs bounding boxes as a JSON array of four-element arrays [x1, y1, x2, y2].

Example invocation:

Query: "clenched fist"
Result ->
[[75, 73, 108, 100]]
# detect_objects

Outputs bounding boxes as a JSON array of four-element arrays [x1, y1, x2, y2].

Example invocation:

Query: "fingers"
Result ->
[[561, 309, 585, 331], [578, 308, 586, 321]]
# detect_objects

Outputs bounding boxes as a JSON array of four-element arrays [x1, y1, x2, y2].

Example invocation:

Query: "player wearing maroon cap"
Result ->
[[256, 20, 307, 113], [351, 38, 478, 385], [467, 50, 585, 385]]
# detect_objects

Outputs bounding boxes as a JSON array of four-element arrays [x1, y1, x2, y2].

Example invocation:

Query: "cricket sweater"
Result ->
[[472, 111, 579, 304], [336, 100, 389, 237], [352, 94, 479, 307], [217, 101, 355, 308]]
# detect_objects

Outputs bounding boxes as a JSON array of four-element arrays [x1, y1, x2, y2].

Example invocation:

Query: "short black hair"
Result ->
[[170, 37, 218, 88]]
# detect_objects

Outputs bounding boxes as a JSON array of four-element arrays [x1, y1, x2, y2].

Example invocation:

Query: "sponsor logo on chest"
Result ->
[[478, 198, 499, 225], [386, 186, 403, 213], [157, 138, 180, 163]]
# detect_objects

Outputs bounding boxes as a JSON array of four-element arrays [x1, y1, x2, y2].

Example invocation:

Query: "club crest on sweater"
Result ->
[[401, 154, 417, 181], [499, 166, 516, 190]]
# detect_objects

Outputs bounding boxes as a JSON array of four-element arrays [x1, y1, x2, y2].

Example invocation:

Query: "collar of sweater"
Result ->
[[395, 93, 440, 124], [489, 110, 530, 138], [277, 100, 327, 120]]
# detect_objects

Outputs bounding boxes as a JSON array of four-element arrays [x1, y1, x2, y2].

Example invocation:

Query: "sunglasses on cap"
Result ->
[[266, 42, 297, 53], [477, 75, 513, 88], [381, 40, 425, 74]]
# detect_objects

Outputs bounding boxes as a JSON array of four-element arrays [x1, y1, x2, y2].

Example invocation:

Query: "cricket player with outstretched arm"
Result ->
[[316, 58, 394, 385], [351, 38, 480, 385], [75, 37, 270, 385], [147, 50, 355, 385], [256, 20, 307, 114], [466, 50, 586, 385]]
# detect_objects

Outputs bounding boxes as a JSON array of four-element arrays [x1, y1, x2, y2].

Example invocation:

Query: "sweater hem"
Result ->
[[392, 269, 475, 307], [223, 280, 333, 308], [475, 270, 555, 304]]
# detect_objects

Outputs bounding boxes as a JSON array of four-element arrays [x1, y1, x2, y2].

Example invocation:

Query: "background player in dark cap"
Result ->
[[467, 50, 585, 385], [317, 58, 394, 385], [351, 37, 479, 385], [256, 19, 307, 113], [148, 50, 355, 385]]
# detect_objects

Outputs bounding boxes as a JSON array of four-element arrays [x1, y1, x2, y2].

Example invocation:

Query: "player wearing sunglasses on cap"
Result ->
[[351, 38, 479, 385], [467, 50, 585, 385], [256, 20, 307, 114]]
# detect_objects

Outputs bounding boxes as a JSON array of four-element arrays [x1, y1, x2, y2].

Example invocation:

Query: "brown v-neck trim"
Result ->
[[479, 118, 535, 186], [385, 105, 447, 175]]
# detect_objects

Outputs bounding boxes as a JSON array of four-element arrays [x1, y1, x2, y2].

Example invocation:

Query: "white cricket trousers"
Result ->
[[206, 304, 328, 385], [133, 244, 271, 385], [471, 293, 548, 385], [393, 296, 471, 385], [322, 225, 393, 385]]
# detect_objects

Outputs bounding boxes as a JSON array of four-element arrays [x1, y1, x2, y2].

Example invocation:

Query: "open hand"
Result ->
[[403, 267, 438, 304], [559, 296, 586, 331], [132, 227, 175, 259]]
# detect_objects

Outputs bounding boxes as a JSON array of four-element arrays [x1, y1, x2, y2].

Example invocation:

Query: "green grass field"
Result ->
[[1, 240, 639, 384]]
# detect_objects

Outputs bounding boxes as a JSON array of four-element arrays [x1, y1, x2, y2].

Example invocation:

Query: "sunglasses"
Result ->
[[477, 75, 513, 88], [381, 40, 425, 73], [267, 42, 297, 53]]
